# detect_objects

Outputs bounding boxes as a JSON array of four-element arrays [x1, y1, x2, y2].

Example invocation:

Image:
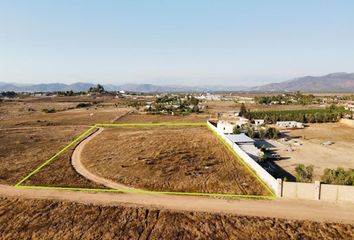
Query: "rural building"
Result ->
[[217, 121, 236, 134], [345, 101, 354, 112], [238, 117, 249, 125], [254, 119, 265, 126], [226, 133, 264, 161], [226, 133, 255, 145], [276, 121, 304, 129]]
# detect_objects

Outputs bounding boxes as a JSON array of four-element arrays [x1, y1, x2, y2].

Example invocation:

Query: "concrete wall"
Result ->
[[207, 121, 280, 196], [320, 184, 354, 202], [282, 182, 317, 200], [281, 181, 354, 202], [232, 144, 279, 195]]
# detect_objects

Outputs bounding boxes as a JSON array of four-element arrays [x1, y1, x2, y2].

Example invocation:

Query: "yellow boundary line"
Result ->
[[15, 122, 275, 198]]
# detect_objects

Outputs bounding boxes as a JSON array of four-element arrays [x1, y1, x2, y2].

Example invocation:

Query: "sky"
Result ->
[[1, 0, 354, 87]]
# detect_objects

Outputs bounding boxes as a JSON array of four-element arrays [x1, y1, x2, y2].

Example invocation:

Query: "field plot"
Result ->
[[114, 114, 208, 124], [81, 125, 269, 195], [0, 100, 129, 128], [274, 122, 354, 180], [0, 126, 90, 185]]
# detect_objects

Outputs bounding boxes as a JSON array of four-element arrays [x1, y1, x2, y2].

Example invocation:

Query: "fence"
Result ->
[[207, 121, 281, 196], [281, 181, 354, 202]]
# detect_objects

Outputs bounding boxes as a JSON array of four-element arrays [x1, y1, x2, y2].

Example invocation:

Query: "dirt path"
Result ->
[[71, 127, 134, 190], [1, 184, 354, 224]]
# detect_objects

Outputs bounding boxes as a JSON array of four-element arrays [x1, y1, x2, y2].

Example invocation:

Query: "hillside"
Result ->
[[253, 72, 354, 92]]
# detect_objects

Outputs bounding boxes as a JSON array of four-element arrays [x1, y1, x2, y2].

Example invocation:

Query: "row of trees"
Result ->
[[233, 124, 279, 139], [255, 92, 317, 105], [295, 164, 354, 186], [244, 105, 347, 124], [146, 95, 200, 114]]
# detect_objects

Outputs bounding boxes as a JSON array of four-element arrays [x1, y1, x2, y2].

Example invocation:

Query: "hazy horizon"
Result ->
[[1, 1, 354, 86]]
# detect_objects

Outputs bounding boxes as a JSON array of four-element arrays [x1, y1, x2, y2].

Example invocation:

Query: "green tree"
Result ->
[[295, 164, 314, 183], [321, 168, 354, 186], [239, 103, 247, 117]]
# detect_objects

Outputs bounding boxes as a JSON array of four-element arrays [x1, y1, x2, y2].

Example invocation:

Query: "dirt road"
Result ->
[[67, 125, 354, 224], [72, 127, 134, 190], [1, 184, 354, 224]]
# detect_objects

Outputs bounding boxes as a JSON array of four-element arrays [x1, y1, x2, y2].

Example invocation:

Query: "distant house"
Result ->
[[238, 117, 249, 125], [217, 121, 236, 134], [254, 119, 265, 126], [345, 101, 354, 112], [276, 121, 304, 129]]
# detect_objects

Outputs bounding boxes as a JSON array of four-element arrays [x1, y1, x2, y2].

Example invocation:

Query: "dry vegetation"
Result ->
[[0, 126, 87, 185], [1, 197, 353, 240], [114, 114, 208, 123], [0, 99, 128, 187], [81, 126, 269, 195]]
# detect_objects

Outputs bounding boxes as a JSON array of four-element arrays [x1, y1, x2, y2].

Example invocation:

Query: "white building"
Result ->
[[276, 121, 304, 129], [254, 119, 265, 126], [217, 121, 236, 134], [226, 133, 264, 161], [345, 101, 354, 112]]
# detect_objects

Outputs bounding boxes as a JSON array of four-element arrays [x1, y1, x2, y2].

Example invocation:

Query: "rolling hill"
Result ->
[[253, 72, 354, 92]]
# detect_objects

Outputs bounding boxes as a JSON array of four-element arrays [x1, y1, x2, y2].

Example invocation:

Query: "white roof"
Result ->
[[226, 133, 254, 143]]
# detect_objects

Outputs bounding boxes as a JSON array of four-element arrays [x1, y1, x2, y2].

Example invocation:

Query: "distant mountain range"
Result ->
[[252, 72, 354, 92], [2, 72, 354, 92], [0, 82, 248, 93]]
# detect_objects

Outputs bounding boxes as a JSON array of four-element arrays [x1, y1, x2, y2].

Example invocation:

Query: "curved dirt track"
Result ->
[[72, 127, 134, 190]]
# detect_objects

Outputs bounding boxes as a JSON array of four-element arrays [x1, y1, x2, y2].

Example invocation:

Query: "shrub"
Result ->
[[265, 127, 279, 139], [295, 164, 314, 183], [42, 108, 56, 113], [76, 103, 92, 108], [321, 168, 354, 186]]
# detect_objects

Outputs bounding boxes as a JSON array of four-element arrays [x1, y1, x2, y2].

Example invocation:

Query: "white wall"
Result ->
[[282, 181, 354, 202], [207, 121, 279, 196]]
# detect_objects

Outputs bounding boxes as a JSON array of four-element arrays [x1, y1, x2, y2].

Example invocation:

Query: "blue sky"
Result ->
[[1, 0, 354, 86]]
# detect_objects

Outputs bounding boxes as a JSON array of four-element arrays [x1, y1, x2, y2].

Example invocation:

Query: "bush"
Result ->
[[321, 168, 354, 186], [76, 103, 92, 108], [295, 164, 314, 183], [42, 108, 56, 113], [265, 127, 279, 139]]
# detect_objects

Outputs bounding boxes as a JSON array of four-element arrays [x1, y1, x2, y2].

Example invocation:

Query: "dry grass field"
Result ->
[[274, 122, 354, 180], [1, 196, 353, 240], [1, 97, 353, 238], [0, 126, 87, 185], [0, 99, 128, 187], [81, 125, 269, 195], [114, 114, 208, 123]]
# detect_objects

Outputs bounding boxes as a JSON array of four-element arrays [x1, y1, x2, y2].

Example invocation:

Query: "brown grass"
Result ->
[[0, 126, 88, 185], [81, 126, 269, 195], [0, 197, 353, 239]]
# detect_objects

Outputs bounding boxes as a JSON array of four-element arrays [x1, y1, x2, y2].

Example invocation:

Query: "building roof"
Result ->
[[226, 133, 255, 143]]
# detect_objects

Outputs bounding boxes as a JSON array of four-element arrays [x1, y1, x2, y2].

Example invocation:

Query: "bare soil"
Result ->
[[81, 126, 269, 195], [273, 122, 354, 180], [0, 196, 353, 239]]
